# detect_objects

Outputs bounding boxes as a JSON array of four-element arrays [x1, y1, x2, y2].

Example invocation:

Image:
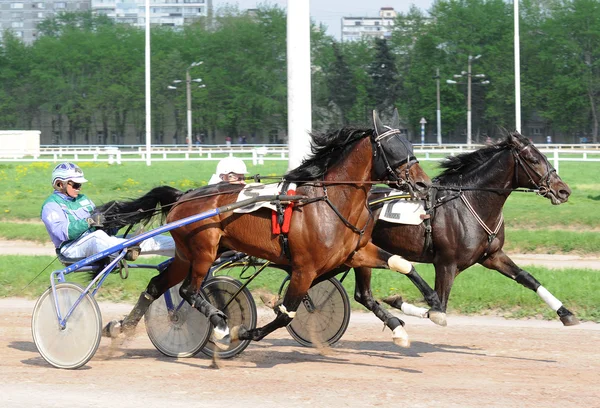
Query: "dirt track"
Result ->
[[1, 298, 599, 408]]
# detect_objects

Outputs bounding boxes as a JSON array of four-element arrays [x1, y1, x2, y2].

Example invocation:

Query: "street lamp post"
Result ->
[[447, 55, 489, 145], [433, 68, 442, 145], [170, 61, 203, 148]]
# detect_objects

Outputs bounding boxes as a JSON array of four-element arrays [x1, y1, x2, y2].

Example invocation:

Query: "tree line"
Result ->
[[0, 0, 598, 145]]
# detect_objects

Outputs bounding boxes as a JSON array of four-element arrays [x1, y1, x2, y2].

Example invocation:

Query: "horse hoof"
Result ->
[[102, 320, 122, 338], [392, 325, 410, 348], [230, 325, 248, 342], [428, 310, 447, 327], [211, 334, 231, 351], [382, 295, 404, 309], [560, 314, 580, 326]]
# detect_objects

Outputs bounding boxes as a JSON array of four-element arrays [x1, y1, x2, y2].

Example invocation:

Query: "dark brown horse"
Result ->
[[354, 131, 578, 326], [98, 112, 438, 348]]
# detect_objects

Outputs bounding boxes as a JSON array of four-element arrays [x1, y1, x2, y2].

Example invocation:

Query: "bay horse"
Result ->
[[98, 111, 439, 348], [353, 131, 578, 326]]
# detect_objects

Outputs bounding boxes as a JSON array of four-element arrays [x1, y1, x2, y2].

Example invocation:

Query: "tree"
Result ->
[[367, 38, 401, 120], [325, 44, 357, 125], [534, 0, 600, 142]]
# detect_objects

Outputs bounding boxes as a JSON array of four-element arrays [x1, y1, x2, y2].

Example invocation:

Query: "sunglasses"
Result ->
[[68, 181, 82, 189], [226, 173, 244, 181]]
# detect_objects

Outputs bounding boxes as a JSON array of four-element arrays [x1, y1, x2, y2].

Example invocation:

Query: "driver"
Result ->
[[208, 156, 249, 185], [41, 162, 175, 259]]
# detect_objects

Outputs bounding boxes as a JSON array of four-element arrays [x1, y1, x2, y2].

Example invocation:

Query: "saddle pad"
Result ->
[[379, 193, 426, 225], [233, 183, 296, 213]]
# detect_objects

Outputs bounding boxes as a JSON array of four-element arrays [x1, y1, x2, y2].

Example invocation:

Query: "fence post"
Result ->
[[554, 150, 559, 174]]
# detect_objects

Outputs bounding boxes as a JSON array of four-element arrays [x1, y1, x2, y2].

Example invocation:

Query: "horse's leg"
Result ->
[[178, 253, 232, 347], [432, 261, 457, 313], [353, 266, 409, 347], [349, 242, 446, 326], [102, 255, 189, 338], [233, 268, 315, 342], [481, 250, 579, 326]]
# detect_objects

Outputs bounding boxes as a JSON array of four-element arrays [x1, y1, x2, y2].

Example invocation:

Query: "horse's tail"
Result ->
[[97, 186, 184, 230]]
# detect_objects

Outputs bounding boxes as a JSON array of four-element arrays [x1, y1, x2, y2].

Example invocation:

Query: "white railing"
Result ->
[[1, 144, 599, 173]]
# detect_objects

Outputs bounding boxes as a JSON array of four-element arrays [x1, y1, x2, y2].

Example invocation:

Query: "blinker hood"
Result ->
[[372, 132, 416, 180]]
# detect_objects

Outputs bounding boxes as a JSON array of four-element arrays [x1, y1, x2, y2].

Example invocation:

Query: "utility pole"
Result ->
[[435, 68, 442, 145], [447, 55, 488, 145]]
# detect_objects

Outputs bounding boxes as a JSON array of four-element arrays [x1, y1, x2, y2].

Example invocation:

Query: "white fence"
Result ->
[[1, 144, 599, 173]]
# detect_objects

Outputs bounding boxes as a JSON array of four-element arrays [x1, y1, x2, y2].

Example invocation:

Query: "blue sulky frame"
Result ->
[[48, 194, 303, 330]]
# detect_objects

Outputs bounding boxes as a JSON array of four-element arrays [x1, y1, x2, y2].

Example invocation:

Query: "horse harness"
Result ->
[[422, 183, 504, 261], [512, 143, 556, 198]]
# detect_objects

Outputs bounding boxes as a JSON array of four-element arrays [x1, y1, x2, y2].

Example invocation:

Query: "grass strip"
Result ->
[[2, 255, 597, 322]]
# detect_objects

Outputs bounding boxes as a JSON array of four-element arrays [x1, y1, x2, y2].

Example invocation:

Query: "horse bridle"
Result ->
[[511, 143, 556, 197], [371, 128, 420, 196]]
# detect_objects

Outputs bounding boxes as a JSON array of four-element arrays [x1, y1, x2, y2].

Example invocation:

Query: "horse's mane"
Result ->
[[284, 127, 372, 182], [435, 132, 529, 184]]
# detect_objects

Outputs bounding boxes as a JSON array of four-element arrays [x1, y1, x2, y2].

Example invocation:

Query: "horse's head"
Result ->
[[508, 132, 571, 205], [371, 110, 431, 198]]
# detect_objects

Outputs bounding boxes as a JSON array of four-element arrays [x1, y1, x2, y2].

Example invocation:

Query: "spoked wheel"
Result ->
[[287, 277, 351, 348], [31, 282, 102, 369], [201, 276, 257, 359], [145, 283, 211, 358]]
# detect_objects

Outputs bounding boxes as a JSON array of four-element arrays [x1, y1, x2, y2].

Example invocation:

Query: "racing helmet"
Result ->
[[51, 162, 88, 187], [216, 157, 248, 176]]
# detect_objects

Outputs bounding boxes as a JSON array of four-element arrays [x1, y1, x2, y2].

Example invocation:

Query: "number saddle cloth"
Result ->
[[233, 182, 297, 234], [377, 191, 426, 225]]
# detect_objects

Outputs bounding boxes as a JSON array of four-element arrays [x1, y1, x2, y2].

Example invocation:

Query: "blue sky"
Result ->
[[214, 1, 435, 39]]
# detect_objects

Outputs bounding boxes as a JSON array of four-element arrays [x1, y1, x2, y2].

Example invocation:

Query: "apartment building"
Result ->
[[341, 6, 397, 42], [91, 0, 211, 28], [0, 0, 90, 44]]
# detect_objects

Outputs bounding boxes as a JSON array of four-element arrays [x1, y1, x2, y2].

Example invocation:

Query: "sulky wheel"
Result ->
[[287, 277, 351, 348], [145, 282, 211, 358], [201, 276, 257, 359], [31, 282, 102, 369]]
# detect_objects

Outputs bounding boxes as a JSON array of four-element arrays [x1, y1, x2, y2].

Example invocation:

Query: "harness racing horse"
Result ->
[[354, 131, 578, 325], [98, 112, 439, 349]]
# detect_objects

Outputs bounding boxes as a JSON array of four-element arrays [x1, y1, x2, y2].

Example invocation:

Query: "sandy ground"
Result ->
[[1, 238, 599, 270], [1, 298, 599, 408], [2, 240, 599, 407]]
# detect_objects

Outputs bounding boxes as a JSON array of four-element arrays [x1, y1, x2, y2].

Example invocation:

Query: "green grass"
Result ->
[[1, 161, 599, 230], [2, 255, 598, 322], [1, 160, 597, 254]]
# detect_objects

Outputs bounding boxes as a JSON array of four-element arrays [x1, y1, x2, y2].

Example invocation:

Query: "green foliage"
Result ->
[[1, 2, 599, 142], [325, 44, 357, 125], [367, 38, 401, 118]]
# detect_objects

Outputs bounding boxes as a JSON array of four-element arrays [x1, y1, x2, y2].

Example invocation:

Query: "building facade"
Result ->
[[341, 7, 396, 42], [91, 0, 211, 28], [0, 0, 90, 44]]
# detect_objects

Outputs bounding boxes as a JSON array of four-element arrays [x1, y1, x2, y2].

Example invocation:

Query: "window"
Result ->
[[37, 2, 45, 8], [354, 21, 361, 26], [11, 3, 24, 9], [374, 21, 379, 26], [38, 12, 44, 18], [12, 22, 24, 28], [54, 2, 66, 9], [15, 31, 23, 38]]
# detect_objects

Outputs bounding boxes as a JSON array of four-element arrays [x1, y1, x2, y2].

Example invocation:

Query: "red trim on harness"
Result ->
[[272, 189, 295, 234]]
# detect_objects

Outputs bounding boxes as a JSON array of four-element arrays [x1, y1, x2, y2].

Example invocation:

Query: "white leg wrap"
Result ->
[[400, 302, 429, 318], [278, 304, 296, 319], [536, 286, 562, 311], [388, 255, 412, 274]]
